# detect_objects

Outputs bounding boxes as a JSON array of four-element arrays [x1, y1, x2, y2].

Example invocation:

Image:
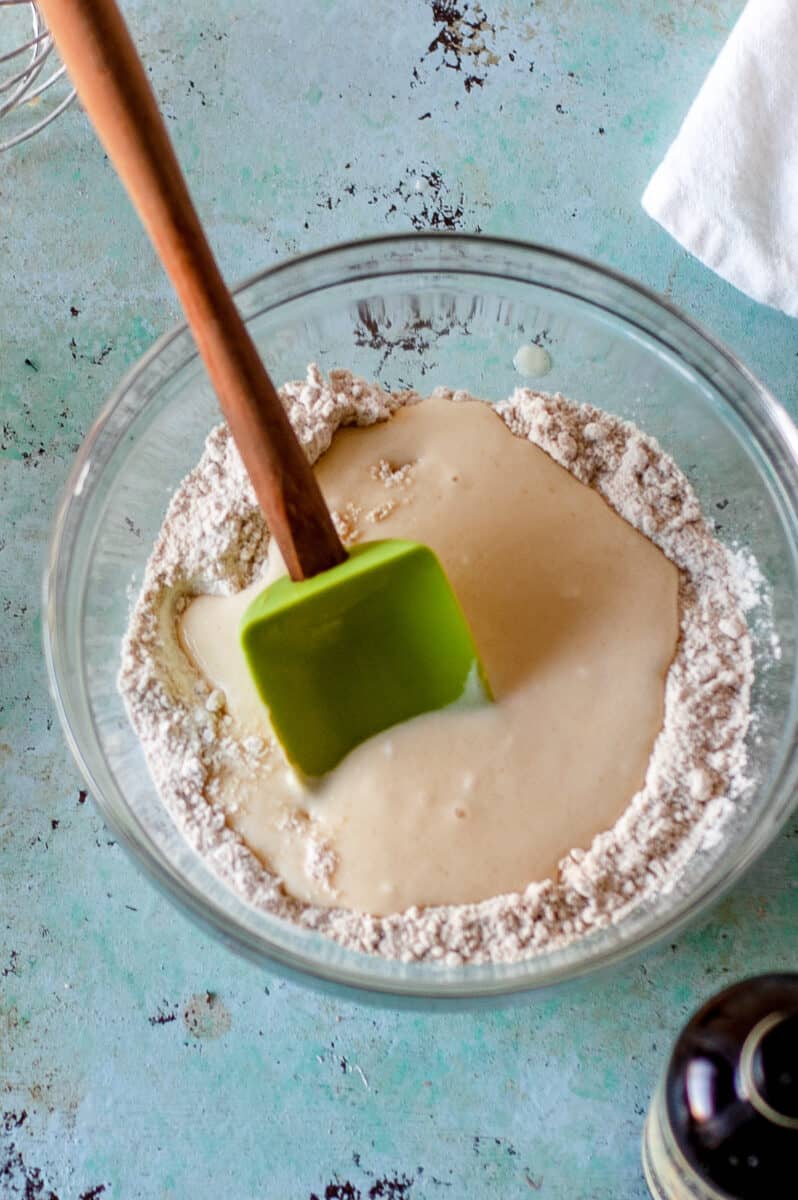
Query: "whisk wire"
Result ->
[[0, 33, 52, 108], [0, 26, 49, 66], [0, 0, 76, 150]]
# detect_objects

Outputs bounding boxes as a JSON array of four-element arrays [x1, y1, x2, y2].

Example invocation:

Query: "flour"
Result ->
[[119, 366, 761, 964]]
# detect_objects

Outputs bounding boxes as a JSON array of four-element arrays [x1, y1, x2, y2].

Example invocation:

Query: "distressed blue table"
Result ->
[[2, 2, 796, 1197]]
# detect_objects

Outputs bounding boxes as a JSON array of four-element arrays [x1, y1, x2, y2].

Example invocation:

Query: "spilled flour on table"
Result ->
[[119, 366, 765, 964]]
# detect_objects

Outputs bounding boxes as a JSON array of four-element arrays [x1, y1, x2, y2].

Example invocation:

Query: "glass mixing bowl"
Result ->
[[44, 235, 798, 1002]]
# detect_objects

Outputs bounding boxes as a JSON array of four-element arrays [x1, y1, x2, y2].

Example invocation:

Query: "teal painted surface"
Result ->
[[1, 1, 796, 1196]]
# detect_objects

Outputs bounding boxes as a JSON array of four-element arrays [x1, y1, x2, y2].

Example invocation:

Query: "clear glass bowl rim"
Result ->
[[43, 232, 798, 1002]]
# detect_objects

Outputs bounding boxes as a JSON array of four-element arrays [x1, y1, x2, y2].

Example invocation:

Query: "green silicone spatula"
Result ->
[[240, 540, 489, 777], [41, 0, 490, 776]]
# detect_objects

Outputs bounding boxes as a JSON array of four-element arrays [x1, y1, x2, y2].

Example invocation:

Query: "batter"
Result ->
[[179, 395, 680, 916]]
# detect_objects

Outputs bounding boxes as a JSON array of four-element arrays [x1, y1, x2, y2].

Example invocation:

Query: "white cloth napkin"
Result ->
[[642, 0, 798, 317]]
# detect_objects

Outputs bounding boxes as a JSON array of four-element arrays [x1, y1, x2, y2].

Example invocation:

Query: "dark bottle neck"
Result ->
[[665, 975, 798, 1200]]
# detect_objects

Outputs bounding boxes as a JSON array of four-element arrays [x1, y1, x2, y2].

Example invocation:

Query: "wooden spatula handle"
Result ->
[[38, 0, 346, 581]]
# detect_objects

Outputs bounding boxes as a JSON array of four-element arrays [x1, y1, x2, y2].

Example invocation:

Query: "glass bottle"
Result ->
[[643, 973, 798, 1199]]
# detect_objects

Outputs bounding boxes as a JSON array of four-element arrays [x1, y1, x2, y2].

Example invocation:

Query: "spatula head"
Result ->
[[240, 539, 490, 777]]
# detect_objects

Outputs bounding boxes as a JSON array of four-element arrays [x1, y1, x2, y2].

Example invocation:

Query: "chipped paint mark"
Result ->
[[90, 344, 113, 367], [368, 1176, 413, 1198], [309, 1175, 415, 1200], [309, 1183, 360, 1200], [68, 338, 114, 367], [1, 1112, 27, 1134], [394, 166, 470, 230], [1, 1138, 61, 1199], [186, 79, 208, 107], [148, 1002, 178, 1027], [182, 992, 231, 1040], [78, 1185, 108, 1199], [2, 949, 19, 978], [316, 163, 482, 236], [421, 1, 499, 92]]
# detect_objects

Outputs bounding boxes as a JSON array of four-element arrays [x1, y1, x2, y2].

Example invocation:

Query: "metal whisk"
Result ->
[[0, 0, 75, 151]]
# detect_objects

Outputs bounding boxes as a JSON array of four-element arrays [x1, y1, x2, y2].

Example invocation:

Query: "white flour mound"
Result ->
[[119, 366, 760, 965]]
